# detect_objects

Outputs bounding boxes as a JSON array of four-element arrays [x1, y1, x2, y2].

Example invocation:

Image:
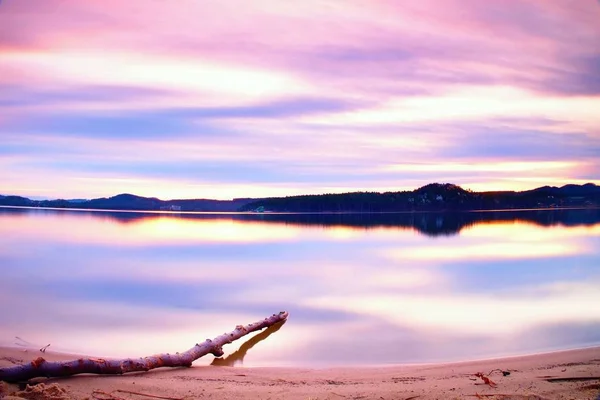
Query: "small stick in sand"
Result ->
[[474, 372, 497, 388], [487, 368, 511, 376], [469, 395, 551, 400], [0, 311, 288, 383], [544, 376, 600, 382], [92, 389, 185, 400]]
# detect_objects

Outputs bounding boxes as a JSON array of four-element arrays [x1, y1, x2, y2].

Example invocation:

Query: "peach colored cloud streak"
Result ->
[[0, 0, 599, 198]]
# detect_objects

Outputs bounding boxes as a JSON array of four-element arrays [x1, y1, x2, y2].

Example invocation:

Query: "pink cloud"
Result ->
[[2, 0, 598, 102], [0, 0, 598, 197]]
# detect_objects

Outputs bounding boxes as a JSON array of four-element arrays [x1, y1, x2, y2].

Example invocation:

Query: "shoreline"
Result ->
[[2, 346, 600, 399], [2, 204, 599, 215], [3, 341, 600, 369]]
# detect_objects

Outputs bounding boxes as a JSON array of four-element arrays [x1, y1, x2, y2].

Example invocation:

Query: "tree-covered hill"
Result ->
[[239, 182, 600, 212], [1, 182, 598, 212]]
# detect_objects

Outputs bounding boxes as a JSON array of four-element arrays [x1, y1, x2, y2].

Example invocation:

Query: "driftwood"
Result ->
[[0, 311, 288, 382], [211, 318, 285, 366]]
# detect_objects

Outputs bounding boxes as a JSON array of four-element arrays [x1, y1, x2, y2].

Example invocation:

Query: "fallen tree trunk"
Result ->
[[0, 311, 288, 382]]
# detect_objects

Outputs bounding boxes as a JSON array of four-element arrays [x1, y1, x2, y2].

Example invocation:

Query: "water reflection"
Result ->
[[0, 207, 599, 366], [3, 207, 599, 237]]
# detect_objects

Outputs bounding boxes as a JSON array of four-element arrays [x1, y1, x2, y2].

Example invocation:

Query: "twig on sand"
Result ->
[[14, 337, 31, 347], [474, 372, 497, 388], [544, 376, 600, 382], [90, 389, 123, 400], [0, 311, 289, 382], [469, 395, 550, 400], [487, 368, 511, 376], [92, 389, 184, 400]]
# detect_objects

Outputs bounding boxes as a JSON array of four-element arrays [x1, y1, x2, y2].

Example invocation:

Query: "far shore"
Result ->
[[1, 204, 598, 215], [2, 345, 600, 399]]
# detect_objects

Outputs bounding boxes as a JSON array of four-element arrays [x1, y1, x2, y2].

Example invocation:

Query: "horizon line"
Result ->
[[2, 181, 598, 203]]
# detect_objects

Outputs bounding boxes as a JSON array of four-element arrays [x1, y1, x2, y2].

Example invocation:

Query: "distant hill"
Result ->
[[524, 183, 600, 196], [239, 182, 600, 212], [0, 192, 256, 212], [1, 183, 598, 212], [0, 195, 36, 207], [66, 199, 88, 203]]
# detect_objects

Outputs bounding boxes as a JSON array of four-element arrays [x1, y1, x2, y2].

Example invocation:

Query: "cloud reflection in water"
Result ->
[[0, 207, 599, 366]]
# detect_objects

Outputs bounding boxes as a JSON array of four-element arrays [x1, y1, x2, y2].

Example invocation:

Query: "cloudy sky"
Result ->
[[1, 0, 599, 200]]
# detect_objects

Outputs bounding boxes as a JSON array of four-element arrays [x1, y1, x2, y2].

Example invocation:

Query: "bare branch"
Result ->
[[0, 311, 288, 382]]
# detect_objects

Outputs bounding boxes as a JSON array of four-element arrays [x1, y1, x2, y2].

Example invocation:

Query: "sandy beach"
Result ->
[[1, 345, 599, 400]]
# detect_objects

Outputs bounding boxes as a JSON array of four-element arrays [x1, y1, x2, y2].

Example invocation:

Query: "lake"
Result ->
[[1, 207, 599, 367]]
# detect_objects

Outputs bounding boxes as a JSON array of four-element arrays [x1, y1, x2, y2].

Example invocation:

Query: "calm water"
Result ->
[[1, 207, 599, 367]]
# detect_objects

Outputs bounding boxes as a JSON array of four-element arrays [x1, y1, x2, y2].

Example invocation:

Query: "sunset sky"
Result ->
[[1, 0, 599, 200]]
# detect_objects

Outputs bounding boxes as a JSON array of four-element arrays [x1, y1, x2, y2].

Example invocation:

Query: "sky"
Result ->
[[1, 0, 599, 200]]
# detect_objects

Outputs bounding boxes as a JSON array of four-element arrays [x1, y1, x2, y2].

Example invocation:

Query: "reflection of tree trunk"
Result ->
[[211, 320, 286, 367], [0, 312, 288, 383]]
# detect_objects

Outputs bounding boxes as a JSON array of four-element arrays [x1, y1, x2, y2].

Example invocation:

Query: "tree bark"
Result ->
[[0, 311, 288, 382]]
